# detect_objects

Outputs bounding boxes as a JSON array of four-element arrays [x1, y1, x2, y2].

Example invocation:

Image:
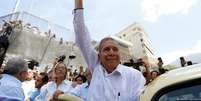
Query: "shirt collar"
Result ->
[[115, 64, 124, 75], [53, 79, 71, 86], [102, 64, 123, 76]]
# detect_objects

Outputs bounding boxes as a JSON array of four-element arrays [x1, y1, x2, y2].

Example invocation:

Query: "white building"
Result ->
[[3, 11, 157, 70], [115, 22, 156, 64]]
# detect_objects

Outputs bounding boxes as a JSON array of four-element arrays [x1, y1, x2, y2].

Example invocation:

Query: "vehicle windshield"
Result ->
[[159, 85, 201, 101]]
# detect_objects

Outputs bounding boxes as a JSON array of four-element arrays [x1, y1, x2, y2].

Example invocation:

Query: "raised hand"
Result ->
[[75, 0, 83, 9]]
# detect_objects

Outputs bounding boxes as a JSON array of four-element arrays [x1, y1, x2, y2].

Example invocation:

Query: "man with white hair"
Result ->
[[0, 57, 29, 101], [73, 0, 145, 101]]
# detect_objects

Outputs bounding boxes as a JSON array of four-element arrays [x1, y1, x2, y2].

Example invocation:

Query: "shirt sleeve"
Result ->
[[73, 9, 99, 72]]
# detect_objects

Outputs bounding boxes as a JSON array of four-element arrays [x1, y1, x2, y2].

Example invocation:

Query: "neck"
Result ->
[[105, 68, 114, 73], [103, 64, 118, 74], [55, 77, 65, 86]]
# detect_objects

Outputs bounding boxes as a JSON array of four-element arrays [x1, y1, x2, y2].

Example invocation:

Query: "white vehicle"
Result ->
[[58, 64, 201, 101], [140, 63, 201, 101]]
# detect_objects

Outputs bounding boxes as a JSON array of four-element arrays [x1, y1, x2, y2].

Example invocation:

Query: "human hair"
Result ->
[[39, 72, 49, 83], [75, 74, 87, 83], [98, 37, 116, 52], [4, 57, 28, 75]]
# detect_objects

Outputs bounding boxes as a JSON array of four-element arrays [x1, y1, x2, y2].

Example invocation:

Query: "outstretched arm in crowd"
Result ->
[[73, 0, 98, 72]]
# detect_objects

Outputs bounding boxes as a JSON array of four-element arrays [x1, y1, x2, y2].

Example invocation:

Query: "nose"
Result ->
[[108, 49, 116, 55]]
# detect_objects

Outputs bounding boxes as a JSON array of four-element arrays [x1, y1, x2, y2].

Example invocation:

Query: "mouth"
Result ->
[[106, 56, 118, 59], [106, 59, 118, 64]]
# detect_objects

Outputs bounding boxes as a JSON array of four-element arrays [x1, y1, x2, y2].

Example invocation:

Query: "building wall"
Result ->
[[6, 28, 87, 70], [5, 22, 156, 70], [116, 23, 156, 64]]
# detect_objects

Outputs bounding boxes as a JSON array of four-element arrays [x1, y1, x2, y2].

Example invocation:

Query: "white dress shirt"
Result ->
[[35, 79, 73, 101], [73, 9, 146, 101], [0, 74, 24, 101]]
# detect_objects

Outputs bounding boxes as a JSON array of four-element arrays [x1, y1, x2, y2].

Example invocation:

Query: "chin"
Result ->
[[107, 63, 118, 69]]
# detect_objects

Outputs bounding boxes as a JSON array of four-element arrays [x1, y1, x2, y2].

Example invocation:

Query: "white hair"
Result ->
[[4, 57, 28, 75]]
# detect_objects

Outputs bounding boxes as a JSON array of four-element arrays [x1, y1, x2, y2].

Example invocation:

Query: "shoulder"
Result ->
[[0, 74, 21, 87], [41, 81, 53, 90], [118, 64, 145, 81], [119, 64, 142, 75], [119, 64, 146, 85], [46, 81, 54, 85]]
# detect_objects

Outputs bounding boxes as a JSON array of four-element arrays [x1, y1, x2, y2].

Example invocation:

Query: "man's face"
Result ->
[[76, 77, 83, 85], [99, 40, 120, 73], [19, 70, 29, 82], [35, 75, 44, 89]]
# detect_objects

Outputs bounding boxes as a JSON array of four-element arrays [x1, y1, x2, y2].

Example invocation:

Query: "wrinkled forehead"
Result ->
[[99, 38, 119, 51]]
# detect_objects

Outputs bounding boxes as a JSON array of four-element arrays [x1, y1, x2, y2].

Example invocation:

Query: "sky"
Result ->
[[0, 0, 201, 64]]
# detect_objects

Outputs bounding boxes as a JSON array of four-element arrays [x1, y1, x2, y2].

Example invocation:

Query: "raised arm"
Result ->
[[73, 0, 98, 72]]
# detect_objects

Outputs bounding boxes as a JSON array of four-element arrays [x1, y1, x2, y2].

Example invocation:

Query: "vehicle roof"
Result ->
[[140, 63, 201, 100]]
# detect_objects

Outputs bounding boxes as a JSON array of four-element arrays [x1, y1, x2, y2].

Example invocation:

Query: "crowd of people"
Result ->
[[0, 20, 24, 37], [0, 56, 92, 101], [0, 19, 48, 37], [0, 0, 197, 101], [0, 19, 65, 45]]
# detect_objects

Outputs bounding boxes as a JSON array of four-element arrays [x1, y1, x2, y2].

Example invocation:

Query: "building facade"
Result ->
[[115, 22, 156, 64]]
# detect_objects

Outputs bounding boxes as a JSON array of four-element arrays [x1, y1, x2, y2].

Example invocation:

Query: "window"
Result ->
[[152, 78, 201, 101], [159, 85, 201, 101], [132, 28, 137, 31], [137, 28, 142, 31]]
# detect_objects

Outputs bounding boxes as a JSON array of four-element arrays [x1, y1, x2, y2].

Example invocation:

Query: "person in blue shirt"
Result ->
[[0, 57, 29, 101], [27, 72, 48, 101], [71, 68, 92, 101]]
